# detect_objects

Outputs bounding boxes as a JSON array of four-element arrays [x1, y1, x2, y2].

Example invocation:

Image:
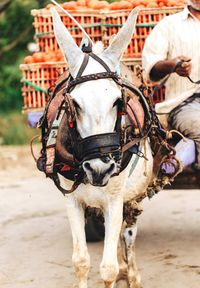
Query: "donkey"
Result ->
[[50, 7, 154, 288]]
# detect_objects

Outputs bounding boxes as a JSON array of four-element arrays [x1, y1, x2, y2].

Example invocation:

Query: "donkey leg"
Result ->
[[100, 197, 123, 288], [115, 222, 129, 288], [65, 196, 90, 288], [124, 223, 141, 288]]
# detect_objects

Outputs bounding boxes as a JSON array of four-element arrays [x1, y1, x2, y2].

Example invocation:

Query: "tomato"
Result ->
[[92, 1, 109, 9], [32, 52, 46, 63], [129, 0, 145, 8], [24, 56, 34, 64], [77, 0, 87, 6], [166, 0, 178, 6], [119, 1, 133, 9], [61, 1, 77, 10], [87, 0, 98, 8], [46, 4, 55, 9], [108, 2, 119, 10], [145, 1, 158, 8], [55, 50, 64, 62]]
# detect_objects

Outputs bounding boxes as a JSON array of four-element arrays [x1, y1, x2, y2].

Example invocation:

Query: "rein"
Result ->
[[175, 59, 200, 84], [187, 75, 200, 85]]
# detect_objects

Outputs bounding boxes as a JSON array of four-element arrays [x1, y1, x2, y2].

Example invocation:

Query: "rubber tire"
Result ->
[[85, 215, 105, 242]]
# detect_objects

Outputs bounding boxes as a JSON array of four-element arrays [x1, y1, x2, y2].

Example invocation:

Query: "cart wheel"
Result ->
[[85, 215, 105, 242]]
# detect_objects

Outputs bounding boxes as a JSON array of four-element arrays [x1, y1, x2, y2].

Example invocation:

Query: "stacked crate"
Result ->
[[102, 7, 182, 58], [31, 7, 182, 58], [21, 62, 67, 110], [20, 6, 183, 114]]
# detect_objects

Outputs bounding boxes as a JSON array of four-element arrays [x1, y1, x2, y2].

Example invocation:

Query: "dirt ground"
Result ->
[[0, 145, 200, 288]]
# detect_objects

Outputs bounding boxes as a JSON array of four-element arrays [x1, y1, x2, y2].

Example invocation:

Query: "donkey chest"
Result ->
[[74, 177, 125, 208]]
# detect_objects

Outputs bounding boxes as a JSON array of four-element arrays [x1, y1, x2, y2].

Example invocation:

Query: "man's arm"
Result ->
[[150, 56, 192, 82]]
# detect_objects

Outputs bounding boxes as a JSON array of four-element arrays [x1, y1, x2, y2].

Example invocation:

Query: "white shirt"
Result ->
[[142, 6, 200, 116]]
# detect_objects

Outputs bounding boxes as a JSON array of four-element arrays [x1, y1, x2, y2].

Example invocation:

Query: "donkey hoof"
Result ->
[[129, 282, 142, 288], [114, 279, 129, 288]]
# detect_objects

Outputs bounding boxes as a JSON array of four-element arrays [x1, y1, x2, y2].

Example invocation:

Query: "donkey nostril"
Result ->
[[106, 163, 115, 174], [83, 162, 93, 172], [83, 162, 115, 176]]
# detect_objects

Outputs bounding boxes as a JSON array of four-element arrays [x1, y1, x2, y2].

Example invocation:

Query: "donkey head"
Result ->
[[51, 7, 139, 186]]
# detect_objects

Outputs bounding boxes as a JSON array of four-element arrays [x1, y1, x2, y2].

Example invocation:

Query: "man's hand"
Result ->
[[173, 56, 192, 77], [150, 56, 192, 82]]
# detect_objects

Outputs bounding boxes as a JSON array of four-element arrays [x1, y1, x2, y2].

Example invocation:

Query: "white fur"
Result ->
[[51, 7, 152, 288]]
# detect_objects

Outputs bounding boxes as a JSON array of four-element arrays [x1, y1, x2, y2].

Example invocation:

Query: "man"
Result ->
[[142, 0, 200, 178]]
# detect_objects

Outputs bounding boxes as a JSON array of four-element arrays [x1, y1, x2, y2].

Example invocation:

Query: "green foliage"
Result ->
[[0, 1, 53, 144], [0, 111, 38, 145], [0, 0, 50, 112]]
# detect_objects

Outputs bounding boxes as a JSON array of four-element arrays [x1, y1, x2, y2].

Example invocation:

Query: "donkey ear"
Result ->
[[102, 8, 140, 67], [51, 7, 83, 76]]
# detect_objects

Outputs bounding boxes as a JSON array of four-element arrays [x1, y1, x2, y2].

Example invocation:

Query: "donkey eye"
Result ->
[[73, 100, 81, 113], [113, 99, 120, 108], [113, 98, 122, 108]]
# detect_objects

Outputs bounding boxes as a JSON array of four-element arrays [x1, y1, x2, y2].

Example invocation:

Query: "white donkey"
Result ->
[[51, 7, 153, 288]]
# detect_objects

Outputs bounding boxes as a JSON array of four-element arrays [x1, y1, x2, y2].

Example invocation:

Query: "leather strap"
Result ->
[[74, 52, 111, 81], [52, 173, 81, 195], [76, 54, 90, 78], [66, 71, 119, 92]]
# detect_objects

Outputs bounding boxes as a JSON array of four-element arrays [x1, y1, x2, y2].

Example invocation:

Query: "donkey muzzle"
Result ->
[[75, 132, 122, 163]]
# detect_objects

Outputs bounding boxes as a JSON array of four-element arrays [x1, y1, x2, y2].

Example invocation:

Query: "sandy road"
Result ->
[[0, 146, 200, 288]]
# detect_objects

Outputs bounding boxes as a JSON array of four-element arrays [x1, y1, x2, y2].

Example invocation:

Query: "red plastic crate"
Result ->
[[20, 62, 67, 111]]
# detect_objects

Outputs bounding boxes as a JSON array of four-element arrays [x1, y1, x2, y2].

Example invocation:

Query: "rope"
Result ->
[[166, 129, 187, 141], [51, 0, 94, 45], [30, 134, 40, 162], [21, 78, 49, 94]]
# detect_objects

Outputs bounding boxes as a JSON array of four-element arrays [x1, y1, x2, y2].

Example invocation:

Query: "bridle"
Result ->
[[62, 52, 152, 164], [39, 51, 154, 195], [33, 50, 182, 197]]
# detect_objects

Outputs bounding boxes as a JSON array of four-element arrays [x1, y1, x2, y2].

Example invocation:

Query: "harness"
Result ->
[[33, 52, 177, 196]]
